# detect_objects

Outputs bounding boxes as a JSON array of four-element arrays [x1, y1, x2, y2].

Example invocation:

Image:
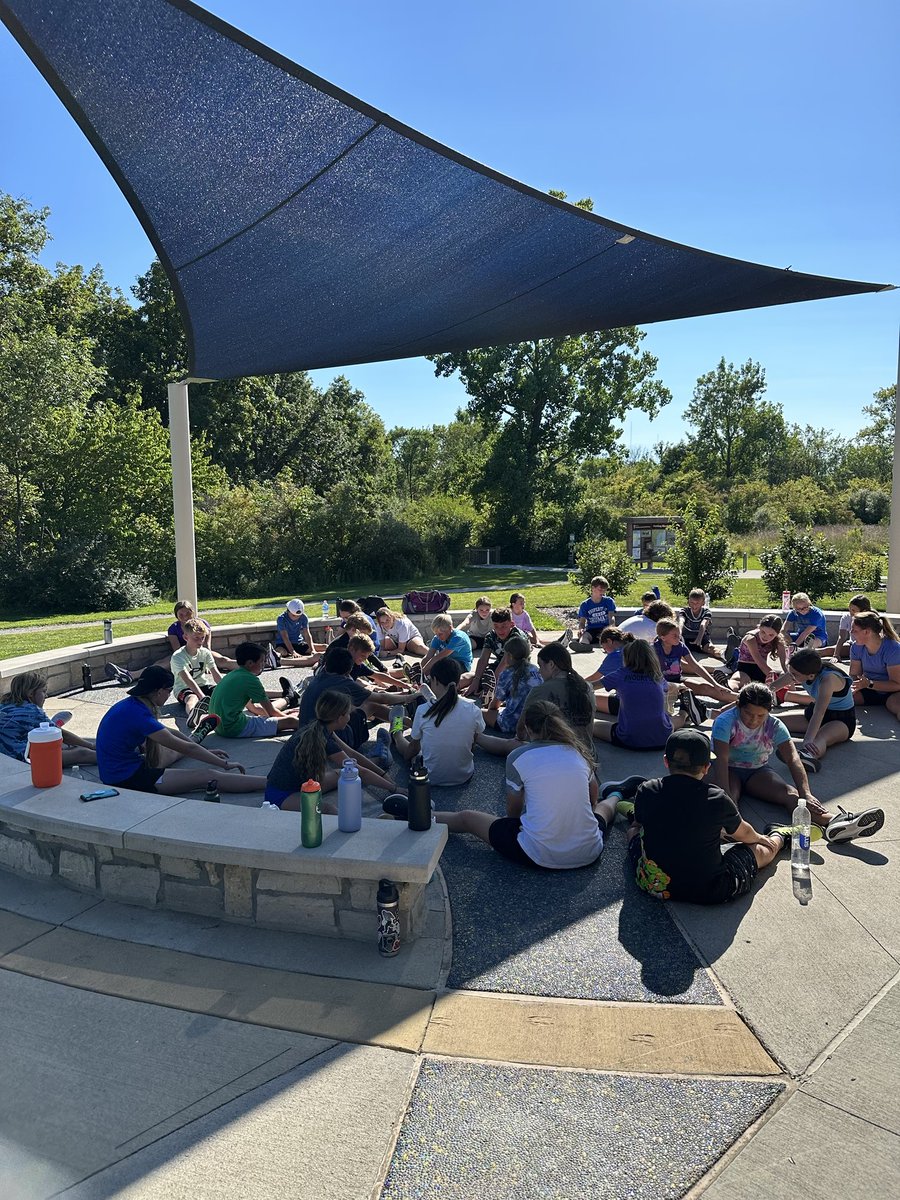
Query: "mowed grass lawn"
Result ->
[[1, 569, 887, 659]]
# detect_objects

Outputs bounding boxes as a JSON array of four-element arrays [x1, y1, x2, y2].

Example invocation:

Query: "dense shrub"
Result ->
[[667, 502, 737, 601], [569, 535, 638, 596], [759, 525, 851, 602], [10, 535, 158, 612], [846, 486, 890, 525]]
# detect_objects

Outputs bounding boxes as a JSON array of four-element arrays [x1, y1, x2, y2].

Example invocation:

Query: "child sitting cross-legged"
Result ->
[[265, 690, 404, 811], [170, 617, 222, 730], [610, 729, 789, 905]]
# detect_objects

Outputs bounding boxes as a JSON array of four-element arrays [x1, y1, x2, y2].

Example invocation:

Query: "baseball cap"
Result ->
[[665, 728, 711, 769], [286, 599, 304, 615]]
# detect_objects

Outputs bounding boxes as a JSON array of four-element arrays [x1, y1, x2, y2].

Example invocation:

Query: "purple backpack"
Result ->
[[401, 590, 451, 615]]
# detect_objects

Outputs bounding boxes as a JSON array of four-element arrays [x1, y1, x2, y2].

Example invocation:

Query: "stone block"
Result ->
[[159, 856, 202, 880], [348, 879, 379, 911], [100, 864, 160, 906], [164, 880, 224, 917], [58, 850, 97, 892], [257, 870, 341, 895], [91, 844, 114, 863], [0, 832, 52, 879], [223, 865, 253, 918], [204, 862, 222, 886], [255, 893, 337, 934], [114, 849, 157, 865], [338, 909, 378, 942]]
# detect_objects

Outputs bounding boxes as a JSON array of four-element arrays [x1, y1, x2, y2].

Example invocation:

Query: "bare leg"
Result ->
[[780, 714, 850, 762], [62, 747, 97, 766], [594, 691, 616, 713], [742, 765, 830, 827], [435, 808, 497, 844], [156, 767, 268, 794], [391, 730, 418, 763], [476, 731, 523, 756], [683, 677, 733, 705]]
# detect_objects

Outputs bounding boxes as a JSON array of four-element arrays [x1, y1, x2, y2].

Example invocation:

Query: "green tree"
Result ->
[[684, 358, 785, 483], [427, 194, 670, 555], [666, 501, 737, 601], [843, 386, 896, 485], [569, 535, 638, 596]]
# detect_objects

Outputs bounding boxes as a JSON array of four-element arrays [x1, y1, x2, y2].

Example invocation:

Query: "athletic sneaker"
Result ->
[[724, 628, 741, 669], [478, 667, 496, 707], [711, 667, 731, 687], [798, 751, 820, 774], [569, 639, 593, 654], [104, 662, 133, 686], [382, 794, 409, 820], [50, 711, 73, 728], [279, 676, 300, 707], [191, 713, 221, 744], [824, 806, 885, 844], [368, 728, 392, 768], [679, 689, 706, 726], [615, 799, 636, 821], [187, 696, 209, 731], [555, 627, 573, 648], [765, 821, 825, 848], [266, 643, 280, 670], [419, 681, 437, 704], [600, 775, 648, 802], [389, 704, 405, 736], [402, 661, 422, 686]]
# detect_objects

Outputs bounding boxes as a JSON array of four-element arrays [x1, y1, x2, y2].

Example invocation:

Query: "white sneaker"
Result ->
[[824, 806, 885, 843]]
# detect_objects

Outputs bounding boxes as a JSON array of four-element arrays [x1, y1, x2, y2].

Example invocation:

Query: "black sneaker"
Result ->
[[824, 806, 885, 843], [711, 667, 730, 686], [382, 794, 409, 820], [279, 676, 300, 707], [555, 627, 573, 648], [765, 821, 824, 849], [266, 643, 281, 670], [191, 713, 221, 744], [104, 662, 133, 686], [600, 775, 647, 802], [724, 628, 741, 668], [798, 751, 820, 774]]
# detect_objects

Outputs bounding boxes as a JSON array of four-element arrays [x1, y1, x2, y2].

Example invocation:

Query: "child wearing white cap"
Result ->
[[275, 600, 319, 665]]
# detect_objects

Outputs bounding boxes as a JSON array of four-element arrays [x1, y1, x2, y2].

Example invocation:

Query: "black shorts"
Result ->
[[582, 629, 607, 644], [488, 814, 608, 868], [684, 639, 712, 655], [175, 683, 215, 706], [469, 635, 486, 651], [803, 704, 857, 736], [281, 641, 311, 656], [111, 762, 165, 794], [609, 723, 667, 751], [856, 687, 888, 707], [627, 838, 758, 904], [606, 694, 620, 716], [735, 661, 767, 683]]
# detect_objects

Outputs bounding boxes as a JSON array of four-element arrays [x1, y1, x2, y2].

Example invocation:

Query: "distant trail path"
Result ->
[[0, 580, 572, 638]]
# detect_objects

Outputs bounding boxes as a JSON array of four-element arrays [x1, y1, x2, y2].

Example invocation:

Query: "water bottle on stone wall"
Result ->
[[337, 760, 362, 832]]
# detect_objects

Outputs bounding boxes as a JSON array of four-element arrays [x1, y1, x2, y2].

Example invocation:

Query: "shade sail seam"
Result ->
[[383, 237, 629, 355], [173, 120, 381, 272]]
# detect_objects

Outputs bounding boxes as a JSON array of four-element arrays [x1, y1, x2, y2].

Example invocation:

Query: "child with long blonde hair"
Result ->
[[0, 671, 97, 766]]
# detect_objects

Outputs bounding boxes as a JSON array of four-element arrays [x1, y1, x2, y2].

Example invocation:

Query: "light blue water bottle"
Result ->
[[338, 760, 362, 832], [321, 599, 330, 619]]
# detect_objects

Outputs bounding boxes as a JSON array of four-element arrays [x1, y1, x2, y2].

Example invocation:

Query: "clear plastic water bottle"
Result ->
[[781, 590, 792, 613], [791, 797, 812, 906], [321, 599, 330, 620], [338, 760, 362, 832]]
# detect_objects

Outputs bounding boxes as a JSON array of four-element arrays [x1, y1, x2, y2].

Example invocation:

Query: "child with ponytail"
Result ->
[[265, 689, 403, 810], [433, 700, 617, 869], [519, 642, 596, 752], [387, 657, 486, 785]]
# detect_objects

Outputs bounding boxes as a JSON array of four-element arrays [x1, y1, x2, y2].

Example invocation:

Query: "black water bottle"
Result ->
[[81, 663, 93, 691], [377, 878, 400, 957], [204, 779, 220, 803], [407, 754, 432, 831]]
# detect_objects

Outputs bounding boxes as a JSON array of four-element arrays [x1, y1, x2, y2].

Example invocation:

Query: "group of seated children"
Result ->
[[1, 579, 893, 912]]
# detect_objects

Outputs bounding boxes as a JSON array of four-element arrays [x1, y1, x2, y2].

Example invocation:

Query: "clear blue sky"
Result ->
[[1, 0, 897, 448]]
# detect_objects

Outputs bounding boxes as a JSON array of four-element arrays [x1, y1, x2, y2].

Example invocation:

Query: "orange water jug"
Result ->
[[26, 722, 63, 788]]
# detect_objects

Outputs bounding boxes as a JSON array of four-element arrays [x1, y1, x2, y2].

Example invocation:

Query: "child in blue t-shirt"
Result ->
[[783, 592, 828, 649], [576, 576, 617, 648]]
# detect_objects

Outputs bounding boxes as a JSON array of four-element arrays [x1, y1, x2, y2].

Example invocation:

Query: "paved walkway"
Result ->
[[0, 655, 897, 1198]]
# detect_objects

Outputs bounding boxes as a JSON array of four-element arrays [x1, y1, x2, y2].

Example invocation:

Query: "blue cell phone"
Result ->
[[79, 788, 119, 802]]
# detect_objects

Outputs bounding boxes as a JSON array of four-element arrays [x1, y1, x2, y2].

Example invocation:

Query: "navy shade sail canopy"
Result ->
[[0, 0, 891, 381]]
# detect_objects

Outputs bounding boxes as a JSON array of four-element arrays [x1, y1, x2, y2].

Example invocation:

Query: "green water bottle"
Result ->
[[300, 779, 323, 848]]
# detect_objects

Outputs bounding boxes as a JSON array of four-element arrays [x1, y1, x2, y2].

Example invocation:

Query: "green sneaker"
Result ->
[[389, 704, 405, 736], [765, 821, 824, 849], [616, 799, 636, 821]]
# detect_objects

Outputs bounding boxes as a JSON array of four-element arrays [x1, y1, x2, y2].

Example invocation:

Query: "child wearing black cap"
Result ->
[[607, 729, 787, 904]]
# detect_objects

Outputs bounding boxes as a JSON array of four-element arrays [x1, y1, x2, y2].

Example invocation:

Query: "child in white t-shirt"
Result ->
[[170, 618, 222, 727]]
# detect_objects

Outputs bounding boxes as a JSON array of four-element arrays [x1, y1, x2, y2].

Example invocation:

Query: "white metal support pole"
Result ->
[[168, 379, 198, 606], [888, 328, 900, 614]]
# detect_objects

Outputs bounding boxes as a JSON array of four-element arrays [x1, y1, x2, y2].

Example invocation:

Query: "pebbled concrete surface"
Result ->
[[381, 1058, 783, 1200]]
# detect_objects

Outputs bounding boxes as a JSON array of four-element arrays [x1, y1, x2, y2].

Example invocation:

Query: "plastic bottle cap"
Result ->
[[27, 723, 63, 743], [301, 779, 321, 792], [797, 797, 807, 808]]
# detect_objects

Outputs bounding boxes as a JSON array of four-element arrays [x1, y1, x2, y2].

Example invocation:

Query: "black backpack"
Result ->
[[356, 595, 387, 616]]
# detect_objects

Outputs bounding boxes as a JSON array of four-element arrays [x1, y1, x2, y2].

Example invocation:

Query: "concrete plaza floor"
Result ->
[[0, 651, 897, 1198]]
